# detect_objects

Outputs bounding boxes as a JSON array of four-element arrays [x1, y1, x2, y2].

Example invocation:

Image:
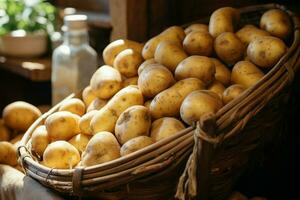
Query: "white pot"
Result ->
[[0, 30, 48, 58]]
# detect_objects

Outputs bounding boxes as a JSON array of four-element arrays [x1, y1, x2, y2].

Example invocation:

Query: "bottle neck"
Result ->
[[63, 30, 89, 46]]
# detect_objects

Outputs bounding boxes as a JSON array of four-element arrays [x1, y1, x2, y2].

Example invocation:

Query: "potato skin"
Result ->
[[231, 61, 264, 88], [68, 134, 91, 154], [59, 98, 86, 116], [43, 141, 80, 169], [115, 105, 151, 145], [183, 31, 213, 56], [138, 64, 175, 98], [154, 41, 188, 72], [45, 111, 80, 142], [138, 59, 157, 75], [150, 117, 185, 141], [175, 56, 215, 85], [3, 101, 41, 131], [90, 65, 122, 99], [113, 49, 143, 78], [211, 58, 231, 86], [82, 86, 97, 107], [0, 141, 17, 166], [180, 90, 223, 125], [31, 125, 49, 157], [79, 110, 98, 135], [81, 131, 120, 167], [144, 99, 152, 110], [184, 24, 208, 35], [236, 25, 270, 46], [0, 119, 11, 141], [260, 9, 292, 39], [247, 36, 286, 68], [122, 76, 138, 87], [91, 86, 144, 133], [150, 78, 205, 119], [208, 80, 225, 98], [120, 136, 154, 156], [214, 32, 244, 65], [87, 98, 107, 112], [209, 7, 240, 38], [222, 84, 245, 104]]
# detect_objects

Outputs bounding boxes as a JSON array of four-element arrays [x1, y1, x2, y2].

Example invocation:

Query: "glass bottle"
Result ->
[[51, 15, 98, 105]]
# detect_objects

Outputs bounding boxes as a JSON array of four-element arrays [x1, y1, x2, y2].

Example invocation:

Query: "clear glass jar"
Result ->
[[51, 15, 98, 105]]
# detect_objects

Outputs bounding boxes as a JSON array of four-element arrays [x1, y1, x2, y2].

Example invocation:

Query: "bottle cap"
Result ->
[[63, 15, 88, 31]]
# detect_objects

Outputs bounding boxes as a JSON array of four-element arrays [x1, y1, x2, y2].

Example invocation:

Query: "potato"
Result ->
[[222, 84, 245, 104], [142, 36, 163, 60], [138, 59, 157, 75], [138, 64, 175, 98], [209, 7, 240, 38], [68, 134, 91, 154], [91, 86, 144, 133], [144, 99, 152, 110], [236, 25, 270, 46], [43, 141, 80, 169], [58, 98, 86, 116], [260, 9, 292, 39], [114, 49, 143, 78], [175, 56, 215, 85], [87, 98, 107, 112], [45, 111, 80, 142], [81, 131, 120, 167], [0, 141, 17, 166], [103, 39, 143, 66], [231, 61, 264, 88], [184, 24, 208, 35], [160, 26, 186, 42], [10, 134, 23, 144], [208, 80, 225, 98], [82, 86, 97, 107], [120, 136, 154, 156], [154, 41, 188, 72], [31, 125, 49, 157], [150, 117, 185, 141], [180, 90, 223, 125], [228, 191, 248, 200], [183, 31, 213, 56], [247, 36, 286, 68], [90, 65, 122, 99], [122, 76, 138, 87], [211, 58, 231, 86], [115, 105, 151, 145], [79, 110, 98, 135], [150, 78, 205, 119], [3, 101, 41, 131], [214, 32, 244, 65], [0, 119, 11, 141]]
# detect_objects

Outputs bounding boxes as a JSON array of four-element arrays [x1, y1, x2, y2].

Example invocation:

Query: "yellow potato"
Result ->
[[122, 76, 138, 87], [58, 98, 86, 116], [138, 59, 157, 75], [31, 125, 49, 157], [231, 61, 264, 88], [154, 41, 188, 72], [91, 86, 144, 133], [79, 110, 98, 135], [0, 141, 17, 166], [208, 80, 225, 98], [150, 78, 205, 119], [43, 141, 80, 169], [103, 39, 143, 66], [209, 7, 240, 38], [45, 111, 80, 142], [180, 90, 223, 125], [211, 58, 231, 86], [142, 36, 163, 60], [183, 31, 213, 56], [184, 24, 208, 35], [115, 105, 151, 145], [120, 136, 154, 156], [150, 117, 185, 141], [214, 32, 244, 65], [144, 99, 152, 110], [0, 119, 11, 141], [90, 65, 122, 99], [68, 134, 91, 154], [247, 36, 286, 68], [82, 86, 97, 107], [222, 84, 245, 104], [87, 98, 107, 112], [160, 26, 186, 42], [81, 131, 120, 167], [236, 25, 270, 46], [138, 64, 175, 98], [175, 56, 215, 85], [113, 49, 143, 78], [260, 9, 292, 39], [3, 101, 41, 131]]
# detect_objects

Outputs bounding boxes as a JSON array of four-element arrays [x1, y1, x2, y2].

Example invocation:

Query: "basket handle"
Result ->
[[175, 113, 216, 200]]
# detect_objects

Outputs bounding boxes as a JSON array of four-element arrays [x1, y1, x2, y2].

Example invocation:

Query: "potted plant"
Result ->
[[0, 0, 56, 58]]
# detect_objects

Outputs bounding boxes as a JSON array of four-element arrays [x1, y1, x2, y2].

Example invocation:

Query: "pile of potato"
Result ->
[[27, 7, 291, 169], [0, 101, 42, 169]]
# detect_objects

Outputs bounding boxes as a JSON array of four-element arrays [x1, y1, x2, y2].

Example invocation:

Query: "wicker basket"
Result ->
[[18, 3, 300, 200]]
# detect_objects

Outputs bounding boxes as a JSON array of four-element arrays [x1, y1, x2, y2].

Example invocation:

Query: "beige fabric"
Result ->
[[0, 164, 64, 200]]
